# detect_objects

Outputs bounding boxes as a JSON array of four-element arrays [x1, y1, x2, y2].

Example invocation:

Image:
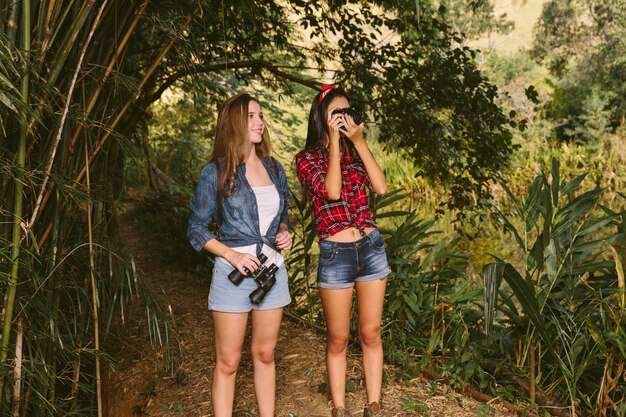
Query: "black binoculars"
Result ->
[[227, 253, 278, 305]]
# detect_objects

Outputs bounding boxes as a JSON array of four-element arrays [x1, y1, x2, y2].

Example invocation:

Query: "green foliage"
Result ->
[[367, 2, 518, 208], [134, 184, 212, 276], [547, 80, 616, 143], [440, 0, 514, 44], [284, 188, 320, 323], [483, 158, 626, 415], [400, 393, 430, 415], [532, 0, 626, 142], [475, 403, 495, 417], [483, 51, 538, 86]]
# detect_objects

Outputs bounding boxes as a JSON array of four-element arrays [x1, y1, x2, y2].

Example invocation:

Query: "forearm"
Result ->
[[325, 141, 343, 200], [354, 141, 387, 195], [202, 238, 238, 264], [279, 222, 289, 233]]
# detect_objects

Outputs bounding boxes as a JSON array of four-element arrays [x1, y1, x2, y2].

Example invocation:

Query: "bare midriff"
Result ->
[[324, 226, 376, 243]]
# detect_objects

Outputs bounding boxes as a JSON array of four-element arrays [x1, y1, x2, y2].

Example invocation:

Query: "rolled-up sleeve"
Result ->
[[277, 161, 290, 227], [187, 164, 218, 252], [295, 152, 329, 199]]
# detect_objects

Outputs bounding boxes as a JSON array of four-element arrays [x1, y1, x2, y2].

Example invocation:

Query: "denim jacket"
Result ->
[[187, 157, 290, 254]]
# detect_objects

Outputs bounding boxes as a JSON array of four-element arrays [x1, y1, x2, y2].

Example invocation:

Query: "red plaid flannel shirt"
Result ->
[[295, 146, 376, 239]]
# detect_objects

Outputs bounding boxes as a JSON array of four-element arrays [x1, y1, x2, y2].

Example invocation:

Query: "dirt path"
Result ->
[[103, 208, 518, 417]]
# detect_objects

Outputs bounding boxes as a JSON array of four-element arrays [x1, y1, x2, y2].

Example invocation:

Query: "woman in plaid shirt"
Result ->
[[295, 86, 390, 417]]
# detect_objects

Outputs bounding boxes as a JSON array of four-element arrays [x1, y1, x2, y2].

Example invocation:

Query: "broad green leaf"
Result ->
[[482, 262, 504, 334], [524, 175, 545, 231], [497, 176, 524, 218], [500, 263, 556, 357], [552, 188, 603, 237], [550, 157, 560, 206], [561, 173, 588, 196]]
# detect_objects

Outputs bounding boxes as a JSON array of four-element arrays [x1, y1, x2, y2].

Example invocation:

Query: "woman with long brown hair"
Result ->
[[188, 93, 292, 417], [295, 85, 389, 417]]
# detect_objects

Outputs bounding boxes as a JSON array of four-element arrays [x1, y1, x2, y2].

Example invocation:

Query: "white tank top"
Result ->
[[217, 184, 284, 267]]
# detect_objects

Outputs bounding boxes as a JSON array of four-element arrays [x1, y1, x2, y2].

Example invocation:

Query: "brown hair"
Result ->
[[209, 93, 271, 196]]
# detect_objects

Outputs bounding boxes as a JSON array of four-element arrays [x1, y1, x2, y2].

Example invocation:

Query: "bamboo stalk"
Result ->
[[84, 122, 102, 417], [35, 0, 48, 48], [0, 0, 31, 402], [11, 316, 23, 417], [37, 0, 62, 67], [67, 0, 149, 152], [46, 0, 95, 86], [34, 0, 150, 228], [73, 13, 193, 185], [5, 0, 18, 43], [70, 347, 81, 405], [530, 342, 536, 403], [26, 0, 109, 239]]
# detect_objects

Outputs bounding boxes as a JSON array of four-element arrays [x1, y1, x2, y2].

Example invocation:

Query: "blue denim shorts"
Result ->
[[208, 260, 291, 312], [317, 228, 390, 289]]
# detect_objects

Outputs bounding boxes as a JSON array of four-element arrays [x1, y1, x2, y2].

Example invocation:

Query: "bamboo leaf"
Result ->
[[561, 173, 588, 196], [524, 175, 545, 231], [550, 157, 560, 206], [0, 91, 17, 112], [500, 263, 556, 356], [483, 262, 504, 335], [375, 210, 411, 219], [608, 244, 625, 313], [497, 176, 524, 218], [552, 188, 603, 237], [575, 215, 617, 238]]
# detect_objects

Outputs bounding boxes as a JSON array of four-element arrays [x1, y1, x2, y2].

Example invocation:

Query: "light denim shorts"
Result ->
[[208, 260, 291, 313], [317, 228, 390, 289]]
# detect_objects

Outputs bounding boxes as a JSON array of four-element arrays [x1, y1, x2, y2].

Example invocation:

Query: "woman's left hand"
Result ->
[[275, 230, 293, 251], [337, 114, 364, 144]]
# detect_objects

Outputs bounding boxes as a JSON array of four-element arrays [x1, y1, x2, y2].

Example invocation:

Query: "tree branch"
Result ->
[[142, 59, 322, 105]]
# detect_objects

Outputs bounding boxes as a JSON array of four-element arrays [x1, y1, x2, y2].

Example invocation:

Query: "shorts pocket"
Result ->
[[319, 245, 337, 265], [370, 231, 385, 253]]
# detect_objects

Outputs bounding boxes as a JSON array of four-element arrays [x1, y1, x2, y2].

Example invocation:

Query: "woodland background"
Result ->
[[0, 0, 625, 416]]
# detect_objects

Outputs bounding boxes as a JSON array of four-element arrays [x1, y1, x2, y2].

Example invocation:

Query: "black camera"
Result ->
[[332, 107, 366, 125], [227, 253, 278, 305]]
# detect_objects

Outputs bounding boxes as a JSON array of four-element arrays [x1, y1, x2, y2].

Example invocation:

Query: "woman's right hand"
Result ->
[[327, 112, 345, 144], [224, 250, 261, 275]]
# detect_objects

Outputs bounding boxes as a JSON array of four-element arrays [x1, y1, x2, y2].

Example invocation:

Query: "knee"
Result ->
[[326, 332, 349, 354], [359, 324, 381, 348], [251, 345, 275, 365], [215, 353, 241, 375]]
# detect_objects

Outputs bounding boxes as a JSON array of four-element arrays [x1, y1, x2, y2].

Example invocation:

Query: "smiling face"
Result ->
[[247, 100, 265, 144]]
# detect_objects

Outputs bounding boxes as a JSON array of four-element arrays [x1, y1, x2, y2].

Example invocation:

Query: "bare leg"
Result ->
[[319, 287, 354, 409], [250, 308, 284, 417], [212, 311, 248, 417], [355, 278, 387, 404]]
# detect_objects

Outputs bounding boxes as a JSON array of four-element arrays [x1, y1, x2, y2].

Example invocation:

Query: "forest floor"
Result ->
[[103, 204, 520, 417]]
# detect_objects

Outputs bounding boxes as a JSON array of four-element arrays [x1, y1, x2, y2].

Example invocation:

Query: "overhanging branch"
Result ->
[[142, 59, 322, 105]]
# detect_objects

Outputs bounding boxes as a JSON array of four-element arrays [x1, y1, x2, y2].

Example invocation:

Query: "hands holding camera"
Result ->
[[328, 108, 365, 145]]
